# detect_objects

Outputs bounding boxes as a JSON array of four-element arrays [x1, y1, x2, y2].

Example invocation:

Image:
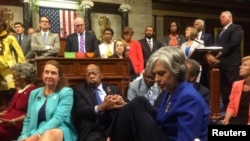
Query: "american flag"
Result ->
[[39, 7, 77, 38]]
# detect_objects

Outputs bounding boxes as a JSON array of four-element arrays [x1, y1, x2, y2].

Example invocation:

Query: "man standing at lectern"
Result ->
[[65, 17, 99, 57], [215, 10, 243, 110]]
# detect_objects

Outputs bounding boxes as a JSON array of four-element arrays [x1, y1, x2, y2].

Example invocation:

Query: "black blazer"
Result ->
[[200, 32, 213, 46], [65, 32, 100, 57], [73, 83, 121, 141], [139, 38, 162, 67], [215, 23, 243, 68]]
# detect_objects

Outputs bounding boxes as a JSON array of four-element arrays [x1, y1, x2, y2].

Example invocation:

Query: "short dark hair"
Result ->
[[40, 16, 50, 24], [14, 22, 25, 28], [103, 27, 114, 36]]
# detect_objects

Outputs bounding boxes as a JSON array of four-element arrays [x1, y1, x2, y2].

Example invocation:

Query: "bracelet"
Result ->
[[12, 119, 15, 125]]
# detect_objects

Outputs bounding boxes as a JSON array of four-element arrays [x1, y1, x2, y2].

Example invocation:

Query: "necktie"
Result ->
[[43, 33, 47, 43], [148, 40, 153, 52], [147, 88, 154, 105], [18, 35, 22, 45], [80, 34, 85, 53], [94, 88, 102, 104]]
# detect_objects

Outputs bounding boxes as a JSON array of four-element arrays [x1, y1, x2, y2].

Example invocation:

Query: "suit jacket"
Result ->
[[180, 39, 204, 58], [193, 82, 210, 106], [200, 32, 213, 46], [127, 78, 161, 105], [16, 34, 35, 59], [215, 23, 243, 68], [226, 80, 250, 123], [65, 32, 100, 57], [156, 81, 210, 141], [139, 38, 162, 67], [31, 32, 60, 58], [18, 87, 77, 141], [74, 83, 121, 141]]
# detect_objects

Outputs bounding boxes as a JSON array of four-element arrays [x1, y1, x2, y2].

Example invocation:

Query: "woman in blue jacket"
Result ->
[[18, 60, 77, 141]]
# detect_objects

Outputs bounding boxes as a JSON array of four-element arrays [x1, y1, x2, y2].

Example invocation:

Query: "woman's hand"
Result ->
[[220, 119, 229, 125], [0, 118, 14, 125]]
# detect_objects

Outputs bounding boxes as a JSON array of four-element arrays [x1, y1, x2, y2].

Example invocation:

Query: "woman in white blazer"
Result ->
[[181, 26, 204, 58]]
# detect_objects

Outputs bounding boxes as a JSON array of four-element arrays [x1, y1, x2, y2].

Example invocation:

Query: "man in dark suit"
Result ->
[[215, 10, 243, 110], [186, 59, 210, 106], [14, 22, 35, 59], [65, 17, 99, 57], [139, 26, 162, 67], [193, 19, 213, 88], [74, 64, 127, 141], [193, 19, 213, 47]]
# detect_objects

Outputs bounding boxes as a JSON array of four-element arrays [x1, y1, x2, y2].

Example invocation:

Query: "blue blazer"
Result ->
[[18, 87, 77, 141], [156, 81, 210, 141], [200, 32, 213, 46]]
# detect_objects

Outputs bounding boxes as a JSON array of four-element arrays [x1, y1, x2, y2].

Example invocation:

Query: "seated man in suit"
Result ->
[[73, 64, 127, 141], [127, 65, 161, 105], [186, 59, 210, 106], [14, 22, 35, 59], [31, 16, 60, 58], [65, 17, 100, 57]]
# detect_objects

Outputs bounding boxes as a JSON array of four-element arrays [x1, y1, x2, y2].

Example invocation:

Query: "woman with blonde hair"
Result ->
[[180, 26, 204, 58]]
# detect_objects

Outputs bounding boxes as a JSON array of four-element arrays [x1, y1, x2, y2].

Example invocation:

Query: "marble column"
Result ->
[[119, 4, 131, 33], [22, 0, 33, 28], [81, 0, 94, 31]]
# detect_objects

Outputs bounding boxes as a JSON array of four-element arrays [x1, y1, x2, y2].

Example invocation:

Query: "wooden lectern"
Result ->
[[34, 58, 131, 96], [189, 47, 222, 120]]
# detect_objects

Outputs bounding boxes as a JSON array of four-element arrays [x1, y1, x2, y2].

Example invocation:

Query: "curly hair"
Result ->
[[10, 62, 37, 84]]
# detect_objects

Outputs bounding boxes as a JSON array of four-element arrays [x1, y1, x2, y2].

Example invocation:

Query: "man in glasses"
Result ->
[[65, 17, 99, 57], [31, 16, 60, 58]]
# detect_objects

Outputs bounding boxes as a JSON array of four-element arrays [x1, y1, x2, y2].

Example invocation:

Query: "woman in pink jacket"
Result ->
[[221, 56, 250, 125], [122, 26, 144, 81]]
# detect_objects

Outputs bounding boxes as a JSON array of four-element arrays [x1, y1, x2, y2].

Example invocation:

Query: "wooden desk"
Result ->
[[35, 58, 131, 96]]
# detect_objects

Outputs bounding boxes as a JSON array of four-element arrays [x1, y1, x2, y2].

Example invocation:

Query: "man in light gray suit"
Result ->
[[14, 22, 35, 59], [31, 16, 60, 58], [127, 65, 161, 105]]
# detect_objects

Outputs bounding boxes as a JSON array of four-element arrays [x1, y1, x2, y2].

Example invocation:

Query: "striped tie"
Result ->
[[80, 34, 85, 53]]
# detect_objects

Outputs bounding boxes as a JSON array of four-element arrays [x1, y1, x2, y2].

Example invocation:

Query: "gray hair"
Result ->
[[221, 10, 233, 21], [10, 62, 36, 83], [195, 19, 205, 28], [147, 46, 187, 82]]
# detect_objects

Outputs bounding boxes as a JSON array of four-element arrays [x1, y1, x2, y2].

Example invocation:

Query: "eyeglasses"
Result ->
[[75, 24, 85, 27]]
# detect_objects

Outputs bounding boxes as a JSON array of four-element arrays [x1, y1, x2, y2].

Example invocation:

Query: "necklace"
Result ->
[[165, 94, 172, 112]]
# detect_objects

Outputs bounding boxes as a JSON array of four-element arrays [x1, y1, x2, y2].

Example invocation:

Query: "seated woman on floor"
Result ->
[[0, 62, 37, 141]]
